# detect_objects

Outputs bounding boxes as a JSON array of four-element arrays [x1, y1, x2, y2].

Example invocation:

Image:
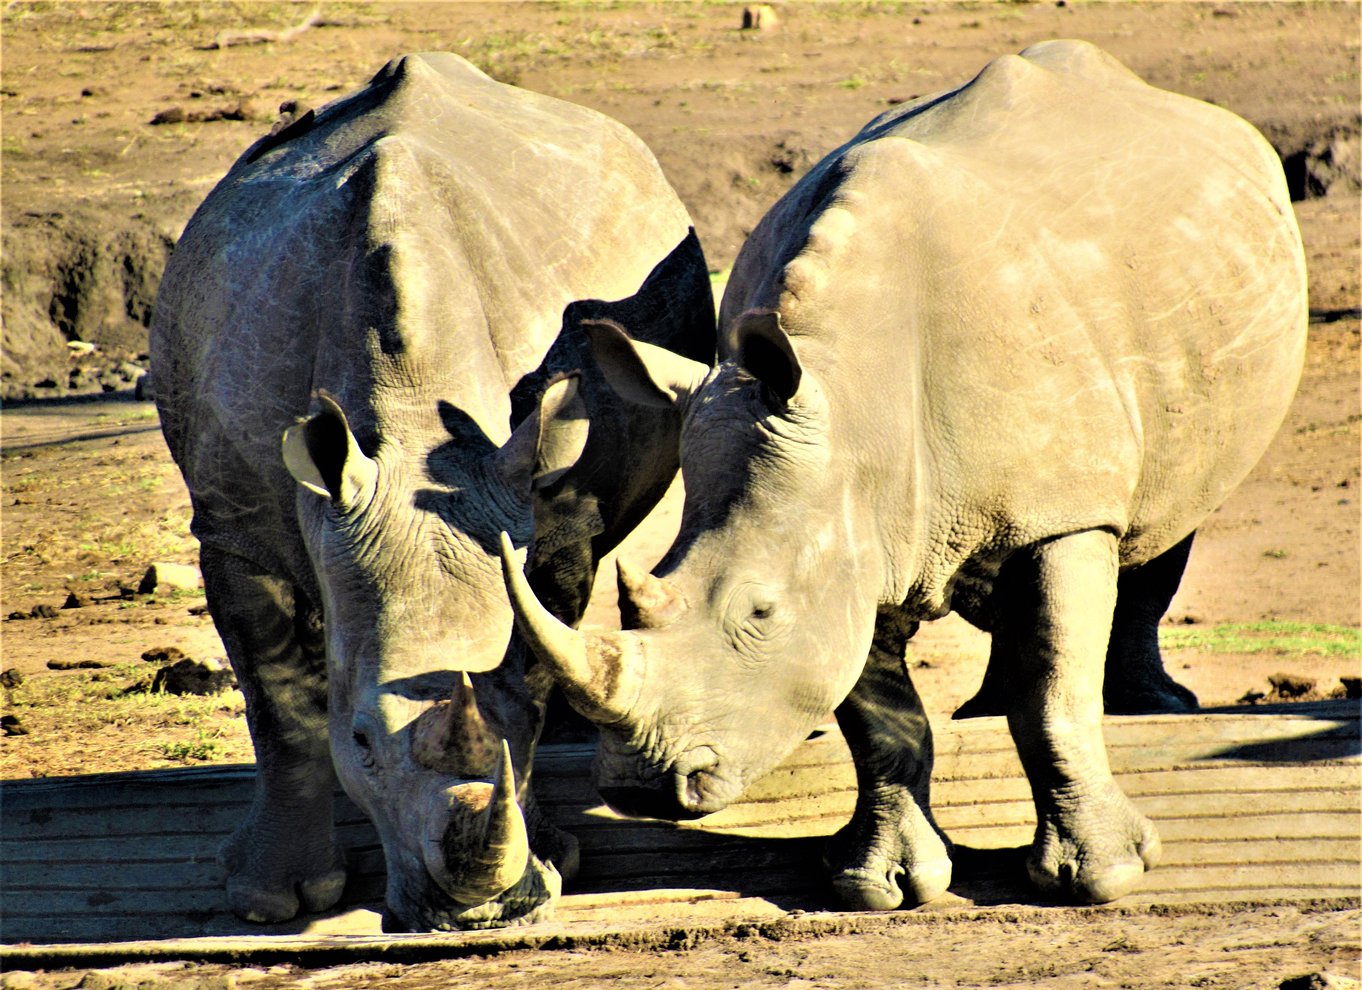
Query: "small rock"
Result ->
[[0, 668, 25, 689], [2, 714, 29, 736], [1339, 676, 1360, 699], [149, 106, 186, 125], [1268, 672, 1316, 699], [29, 603, 57, 619], [152, 657, 237, 696], [134, 372, 154, 401], [141, 646, 188, 664], [138, 562, 202, 595], [1281, 972, 1361, 990], [47, 659, 112, 670], [6, 611, 30, 621], [63, 589, 93, 609], [188, 603, 211, 616], [1238, 690, 1266, 705]]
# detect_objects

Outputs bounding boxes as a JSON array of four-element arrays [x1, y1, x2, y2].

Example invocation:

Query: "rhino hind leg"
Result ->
[[201, 546, 347, 923], [951, 640, 1012, 720], [1001, 531, 1160, 904], [825, 613, 952, 911], [1103, 532, 1199, 714], [954, 533, 1199, 719]]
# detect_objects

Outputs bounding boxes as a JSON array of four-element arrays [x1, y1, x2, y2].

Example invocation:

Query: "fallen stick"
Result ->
[[208, 5, 321, 50]]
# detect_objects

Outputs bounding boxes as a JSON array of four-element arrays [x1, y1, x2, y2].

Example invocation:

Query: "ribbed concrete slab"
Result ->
[[2, 700, 1357, 965]]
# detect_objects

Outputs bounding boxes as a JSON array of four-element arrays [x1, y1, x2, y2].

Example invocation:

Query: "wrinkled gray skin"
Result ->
[[152, 52, 714, 931], [502, 41, 1306, 910]]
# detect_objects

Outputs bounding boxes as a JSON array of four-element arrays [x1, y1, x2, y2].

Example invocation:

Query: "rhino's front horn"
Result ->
[[498, 532, 642, 726], [427, 741, 530, 905], [616, 559, 688, 630], [412, 673, 499, 776]]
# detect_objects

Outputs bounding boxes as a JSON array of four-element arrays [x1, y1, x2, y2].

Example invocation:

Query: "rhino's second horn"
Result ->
[[616, 559, 688, 630], [411, 672, 499, 776]]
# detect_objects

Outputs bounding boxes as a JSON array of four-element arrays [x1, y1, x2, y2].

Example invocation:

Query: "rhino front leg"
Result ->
[[201, 547, 347, 923], [825, 612, 952, 911], [1104, 532, 1199, 714], [999, 530, 1160, 904]]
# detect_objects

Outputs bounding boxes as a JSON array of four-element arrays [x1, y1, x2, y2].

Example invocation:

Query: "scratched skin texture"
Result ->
[[151, 52, 714, 931], [506, 41, 1307, 913]]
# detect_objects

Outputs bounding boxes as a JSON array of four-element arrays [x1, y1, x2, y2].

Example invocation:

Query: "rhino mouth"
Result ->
[[383, 853, 562, 932], [594, 743, 735, 820], [598, 782, 710, 822]]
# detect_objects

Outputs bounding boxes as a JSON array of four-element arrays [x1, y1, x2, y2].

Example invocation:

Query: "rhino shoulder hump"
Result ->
[[1016, 39, 1146, 86]]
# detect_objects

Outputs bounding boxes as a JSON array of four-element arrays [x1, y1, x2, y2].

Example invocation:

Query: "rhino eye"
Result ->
[[750, 602, 775, 621]]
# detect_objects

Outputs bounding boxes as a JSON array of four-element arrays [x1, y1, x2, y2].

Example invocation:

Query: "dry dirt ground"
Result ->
[[1, 2, 1360, 988]]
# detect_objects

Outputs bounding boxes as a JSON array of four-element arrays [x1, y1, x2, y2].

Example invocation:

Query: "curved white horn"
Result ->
[[498, 532, 641, 724]]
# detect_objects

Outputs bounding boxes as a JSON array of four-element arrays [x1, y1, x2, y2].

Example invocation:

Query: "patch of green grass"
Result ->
[[5, 663, 247, 765], [1161, 622, 1362, 659], [159, 729, 227, 763]]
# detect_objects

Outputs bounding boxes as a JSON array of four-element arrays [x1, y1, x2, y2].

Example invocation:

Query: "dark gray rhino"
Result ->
[[152, 52, 714, 930], [501, 41, 1307, 909]]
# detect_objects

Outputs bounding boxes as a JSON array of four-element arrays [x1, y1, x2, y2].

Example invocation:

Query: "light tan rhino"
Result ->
[[503, 41, 1306, 909]]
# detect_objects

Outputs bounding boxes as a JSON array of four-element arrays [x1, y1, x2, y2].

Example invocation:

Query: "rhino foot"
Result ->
[[1102, 670, 1199, 715], [830, 856, 953, 912], [824, 810, 953, 911], [1028, 786, 1161, 904], [952, 688, 1006, 720], [226, 867, 348, 924], [220, 826, 347, 923], [958, 670, 1199, 718]]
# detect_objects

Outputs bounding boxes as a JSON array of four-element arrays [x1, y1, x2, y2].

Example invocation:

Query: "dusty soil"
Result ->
[[1, 2, 1359, 987]]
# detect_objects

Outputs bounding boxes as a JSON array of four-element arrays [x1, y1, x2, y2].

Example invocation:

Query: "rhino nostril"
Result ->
[[683, 771, 705, 808]]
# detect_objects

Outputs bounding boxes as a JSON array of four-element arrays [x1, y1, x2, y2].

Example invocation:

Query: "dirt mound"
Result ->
[[1281, 125, 1362, 201], [1, 209, 172, 401]]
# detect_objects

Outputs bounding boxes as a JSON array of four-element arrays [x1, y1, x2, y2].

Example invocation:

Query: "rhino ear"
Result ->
[[584, 319, 709, 411], [496, 373, 590, 492], [727, 309, 802, 405], [281, 391, 378, 507]]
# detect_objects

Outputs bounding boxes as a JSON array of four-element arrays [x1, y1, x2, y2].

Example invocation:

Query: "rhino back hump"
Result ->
[[154, 52, 692, 573], [724, 40, 1305, 583]]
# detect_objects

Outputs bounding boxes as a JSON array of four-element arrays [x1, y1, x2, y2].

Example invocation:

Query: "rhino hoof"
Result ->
[[227, 878, 302, 924], [226, 863, 347, 923], [900, 858, 953, 905], [1103, 680, 1199, 715], [951, 691, 1006, 719], [832, 868, 904, 911], [831, 858, 950, 911], [299, 866, 349, 913], [1029, 855, 1148, 905]]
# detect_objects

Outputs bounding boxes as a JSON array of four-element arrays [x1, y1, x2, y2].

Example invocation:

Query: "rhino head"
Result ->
[[501, 314, 881, 820], [283, 376, 587, 929]]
